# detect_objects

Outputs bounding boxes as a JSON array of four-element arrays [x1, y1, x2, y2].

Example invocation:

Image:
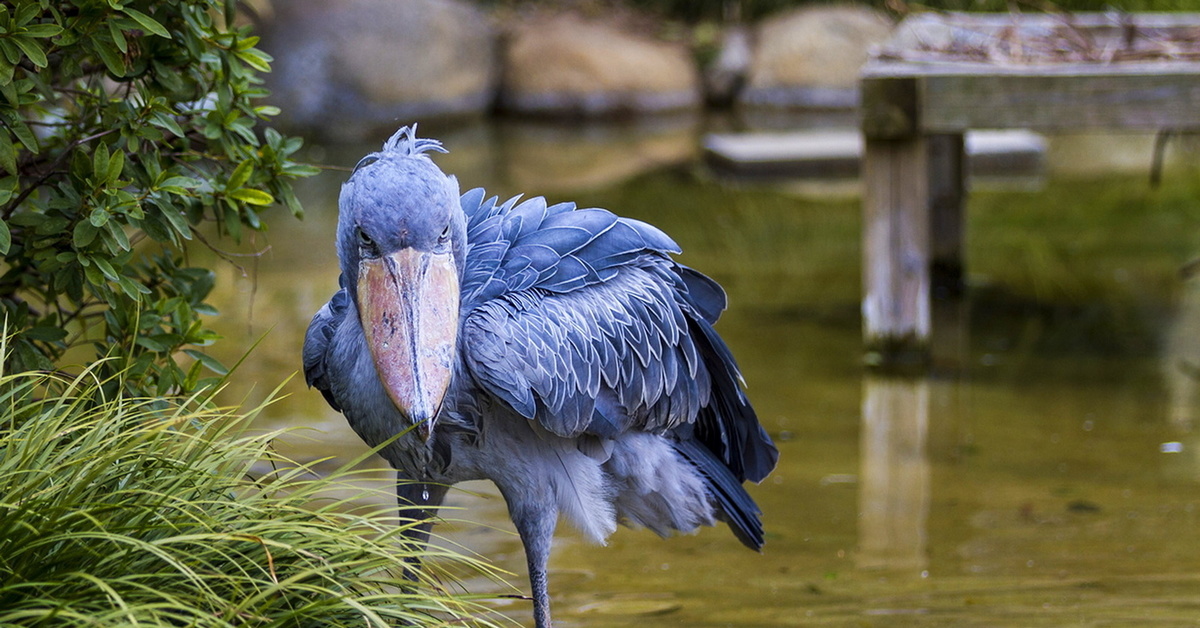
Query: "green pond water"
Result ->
[[201, 120, 1200, 626]]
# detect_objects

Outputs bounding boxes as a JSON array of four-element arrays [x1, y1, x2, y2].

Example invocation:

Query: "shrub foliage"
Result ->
[[0, 0, 316, 395]]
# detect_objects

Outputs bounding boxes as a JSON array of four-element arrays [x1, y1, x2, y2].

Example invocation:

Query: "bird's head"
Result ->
[[336, 126, 466, 442]]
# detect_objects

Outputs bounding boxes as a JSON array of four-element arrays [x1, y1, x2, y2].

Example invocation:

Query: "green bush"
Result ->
[[0, 362, 506, 626], [0, 0, 316, 396]]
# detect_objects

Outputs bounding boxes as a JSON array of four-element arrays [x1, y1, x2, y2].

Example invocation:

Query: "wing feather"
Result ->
[[458, 188, 778, 484], [302, 284, 350, 412]]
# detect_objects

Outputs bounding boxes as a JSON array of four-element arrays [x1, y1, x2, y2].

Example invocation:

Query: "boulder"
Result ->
[[498, 13, 701, 117], [259, 0, 497, 141], [740, 6, 893, 109]]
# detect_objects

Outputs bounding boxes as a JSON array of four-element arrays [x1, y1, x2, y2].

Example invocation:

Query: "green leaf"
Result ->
[[93, 255, 119, 281], [21, 24, 63, 38], [150, 111, 185, 138], [227, 159, 253, 190], [11, 36, 47, 68], [14, 3, 39, 25], [108, 20, 128, 54], [0, 54, 14, 84], [159, 176, 201, 190], [136, 335, 169, 352], [6, 116, 37, 152], [73, 220, 99, 248], [89, 208, 109, 228], [234, 47, 272, 73], [184, 349, 228, 376], [93, 143, 111, 183], [229, 188, 274, 206], [107, 150, 124, 183], [117, 276, 149, 298], [83, 263, 104, 286], [0, 218, 10, 255], [105, 220, 130, 251], [120, 8, 171, 38], [93, 36, 127, 76], [25, 326, 67, 342], [159, 206, 192, 240], [0, 131, 15, 175]]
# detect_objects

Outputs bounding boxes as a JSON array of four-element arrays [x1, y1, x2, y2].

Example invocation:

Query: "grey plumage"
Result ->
[[303, 126, 778, 628]]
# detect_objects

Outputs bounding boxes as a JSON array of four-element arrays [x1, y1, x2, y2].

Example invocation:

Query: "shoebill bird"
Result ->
[[303, 126, 778, 628]]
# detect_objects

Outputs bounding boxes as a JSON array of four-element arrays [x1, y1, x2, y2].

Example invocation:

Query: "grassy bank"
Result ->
[[0, 363, 504, 627]]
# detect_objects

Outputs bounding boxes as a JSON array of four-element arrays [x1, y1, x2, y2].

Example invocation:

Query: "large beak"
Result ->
[[358, 248, 459, 442]]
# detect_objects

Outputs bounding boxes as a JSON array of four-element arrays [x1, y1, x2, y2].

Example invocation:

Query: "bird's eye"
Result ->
[[439, 225, 450, 242], [358, 229, 375, 250]]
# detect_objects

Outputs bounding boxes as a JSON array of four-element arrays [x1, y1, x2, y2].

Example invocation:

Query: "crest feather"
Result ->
[[382, 125, 447, 157]]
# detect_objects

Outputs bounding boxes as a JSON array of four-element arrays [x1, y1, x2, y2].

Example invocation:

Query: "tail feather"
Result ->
[[673, 438, 765, 551], [693, 318, 779, 484]]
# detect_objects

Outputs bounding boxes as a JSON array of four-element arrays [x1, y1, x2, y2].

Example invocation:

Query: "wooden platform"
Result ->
[[704, 129, 1046, 179], [859, 12, 1200, 367]]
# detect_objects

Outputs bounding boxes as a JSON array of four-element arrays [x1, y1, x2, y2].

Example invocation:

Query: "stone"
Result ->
[[260, 0, 497, 141], [741, 6, 893, 109], [498, 13, 701, 117]]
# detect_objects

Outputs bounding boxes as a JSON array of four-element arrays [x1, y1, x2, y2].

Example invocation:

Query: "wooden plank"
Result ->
[[862, 58, 1200, 78], [876, 12, 1200, 67], [703, 128, 1041, 179], [921, 11, 1200, 29], [922, 71, 1200, 131], [862, 136, 932, 363]]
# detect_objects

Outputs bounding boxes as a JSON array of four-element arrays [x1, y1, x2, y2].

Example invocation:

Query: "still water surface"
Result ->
[[201, 120, 1200, 626]]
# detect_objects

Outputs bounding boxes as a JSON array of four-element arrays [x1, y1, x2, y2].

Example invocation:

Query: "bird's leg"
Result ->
[[505, 493, 558, 628], [396, 479, 449, 580]]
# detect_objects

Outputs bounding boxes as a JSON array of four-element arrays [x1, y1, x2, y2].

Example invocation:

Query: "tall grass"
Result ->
[[0, 364, 506, 627]]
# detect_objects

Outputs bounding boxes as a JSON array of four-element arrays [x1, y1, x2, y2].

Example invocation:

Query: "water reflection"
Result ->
[[197, 120, 1200, 626], [858, 376, 930, 572]]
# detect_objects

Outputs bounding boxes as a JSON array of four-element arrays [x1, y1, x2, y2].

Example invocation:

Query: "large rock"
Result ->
[[741, 6, 893, 109], [498, 13, 701, 117], [260, 0, 497, 141]]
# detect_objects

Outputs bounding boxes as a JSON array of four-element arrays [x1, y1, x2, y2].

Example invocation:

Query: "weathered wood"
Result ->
[[889, 11, 1200, 30], [861, 77, 919, 140], [862, 136, 931, 364], [860, 12, 1200, 368], [876, 11, 1200, 67], [923, 71, 1200, 132], [861, 62, 1200, 132]]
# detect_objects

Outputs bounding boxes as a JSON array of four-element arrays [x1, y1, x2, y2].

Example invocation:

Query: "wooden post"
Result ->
[[861, 75, 934, 367], [860, 12, 1200, 369], [862, 134, 932, 365]]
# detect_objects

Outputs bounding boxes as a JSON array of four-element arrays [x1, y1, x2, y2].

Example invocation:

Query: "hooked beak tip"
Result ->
[[416, 419, 434, 443]]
